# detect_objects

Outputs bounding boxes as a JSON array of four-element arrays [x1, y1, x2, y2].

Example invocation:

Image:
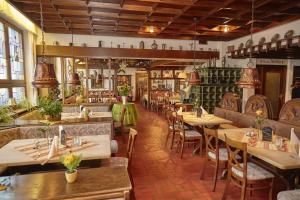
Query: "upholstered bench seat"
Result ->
[[277, 189, 300, 200], [180, 130, 201, 139]]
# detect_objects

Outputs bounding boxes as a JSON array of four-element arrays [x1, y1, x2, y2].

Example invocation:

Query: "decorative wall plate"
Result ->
[[245, 39, 253, 48], [238, 43, 244, 50], [258, 37, 266, 45], [271, 33, 280, 42], [284, 30, 294, 39]]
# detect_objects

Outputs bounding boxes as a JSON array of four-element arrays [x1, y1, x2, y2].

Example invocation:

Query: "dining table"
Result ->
[[112, 103, 138, 126], [0, 135, 111, 168], [177, 112, 233, 155], [218, 128, 300, 188], [0, 166, 132, 200]]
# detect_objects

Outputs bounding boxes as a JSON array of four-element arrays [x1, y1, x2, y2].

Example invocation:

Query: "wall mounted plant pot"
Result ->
[[65, 170, 77, 183]]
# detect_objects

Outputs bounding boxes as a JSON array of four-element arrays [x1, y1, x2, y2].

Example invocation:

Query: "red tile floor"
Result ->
[[115, 104, 276, 200]]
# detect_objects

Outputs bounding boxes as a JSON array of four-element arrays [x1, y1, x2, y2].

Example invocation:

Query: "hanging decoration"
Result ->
[[32, 0, 58, 88], [236, 0, 261, 89], [189, 17, 201, 85], [118, 60, 127, 73], [67, 23, 81, 85]]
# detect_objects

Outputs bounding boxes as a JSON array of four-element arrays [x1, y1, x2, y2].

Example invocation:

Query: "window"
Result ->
[[0, 18, 25, 106]]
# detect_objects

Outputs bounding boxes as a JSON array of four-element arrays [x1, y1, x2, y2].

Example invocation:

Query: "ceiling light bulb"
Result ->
[[224, 25, 229, 33], [149, 26, 154, 33]]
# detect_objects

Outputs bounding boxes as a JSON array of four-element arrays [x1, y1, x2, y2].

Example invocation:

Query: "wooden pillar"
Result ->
[[85, 58, 89, 102], [114, 65, 118, 95], [108, 58, 112, 92], [61, 57, 65, 104], [147, 69, 151, 109]]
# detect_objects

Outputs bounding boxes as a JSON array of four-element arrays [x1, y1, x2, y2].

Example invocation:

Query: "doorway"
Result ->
[[256, 65, 286, 119], [135, 71, 148, 103]]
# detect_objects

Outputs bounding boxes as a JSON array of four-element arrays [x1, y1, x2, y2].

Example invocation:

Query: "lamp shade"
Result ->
[[236, 68, 260, 89], [32, 62, 59, 88], [178, 71, 188, 79], [68, 72, 81, 85], [189, 71, 201, 85]]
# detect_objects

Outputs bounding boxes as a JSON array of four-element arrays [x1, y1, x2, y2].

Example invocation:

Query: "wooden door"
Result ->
[[256, 65, 286, 119], [135, 72, 148, 102]]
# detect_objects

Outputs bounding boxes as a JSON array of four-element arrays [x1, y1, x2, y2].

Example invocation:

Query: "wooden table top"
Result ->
[[179, 112, 233, 126], [218, 128, 300, 170], [0, 135, 111, 167], [0, 166, 131, 200]]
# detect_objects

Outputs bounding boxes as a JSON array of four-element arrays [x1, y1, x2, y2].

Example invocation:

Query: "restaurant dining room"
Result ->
[[0, 0, 300, 199]]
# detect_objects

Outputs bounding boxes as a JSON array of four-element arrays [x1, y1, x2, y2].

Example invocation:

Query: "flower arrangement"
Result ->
[[60, 153, 82, 173], [255, 109, 265, 129], [117, 84, 132, 96]]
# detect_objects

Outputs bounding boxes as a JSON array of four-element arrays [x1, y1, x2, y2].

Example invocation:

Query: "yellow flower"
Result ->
[[64, 154, 75, 165], [256, 110, 263, 116]]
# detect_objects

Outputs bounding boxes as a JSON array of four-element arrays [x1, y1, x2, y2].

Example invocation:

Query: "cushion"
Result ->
[[101, 157, 129, 168], [208, 148, 228, 161], [231, 162, 274, 180], [180, 130, 201, 139], [111, 140, 118, 154], [277, 190, 300, 200], [169, 124, 189, 130]]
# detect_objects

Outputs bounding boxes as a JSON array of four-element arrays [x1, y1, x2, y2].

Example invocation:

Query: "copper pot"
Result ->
[[189, 71, 201, 85]]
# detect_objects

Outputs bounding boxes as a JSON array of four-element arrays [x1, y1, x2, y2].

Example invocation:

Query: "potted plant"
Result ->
[[193, 98, 202, 117], [60, 153, 82, 183], [0, 106, 13, 123], [38, 96, 62, 121], [16, 97, 33, 111], [117, 84, 132, 105]]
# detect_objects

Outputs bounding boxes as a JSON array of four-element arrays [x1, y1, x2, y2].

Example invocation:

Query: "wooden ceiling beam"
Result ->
[[49, 0, 70, 30]]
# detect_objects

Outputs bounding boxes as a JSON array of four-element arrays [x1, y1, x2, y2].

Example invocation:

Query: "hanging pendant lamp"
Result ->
[[67, 23, 81, 86], [189, 18, 201, 85], [32, 0, 58, 88], [237, 0, 260, 89]]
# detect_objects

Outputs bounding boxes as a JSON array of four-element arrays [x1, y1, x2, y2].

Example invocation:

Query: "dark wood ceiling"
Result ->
[[9, 0, 300, 41]]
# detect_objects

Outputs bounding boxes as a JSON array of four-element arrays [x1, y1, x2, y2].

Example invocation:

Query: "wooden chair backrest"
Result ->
[[127, 128, 138, 164], [166, 110, 175, 127], [225, 134, 248, 183], [203, 127, 219, 160], [120, 107, 126, 126], [176, 114, 186, 138]]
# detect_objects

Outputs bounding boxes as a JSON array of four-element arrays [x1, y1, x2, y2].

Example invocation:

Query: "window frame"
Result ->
[[0, 17, 26, 102]]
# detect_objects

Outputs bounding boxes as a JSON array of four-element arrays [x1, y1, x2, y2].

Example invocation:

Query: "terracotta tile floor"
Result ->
[[116, 104, 273, 200]]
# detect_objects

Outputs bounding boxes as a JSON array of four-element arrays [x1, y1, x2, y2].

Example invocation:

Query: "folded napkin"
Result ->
[[201, 106, 208, 114], [47, 136, 59, 160], [290, 128, 300, 156], [177, 107, 183, 115]]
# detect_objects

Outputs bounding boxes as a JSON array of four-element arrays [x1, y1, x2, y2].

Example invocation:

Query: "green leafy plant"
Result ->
[[60, 153, 82, 173], [117, 84, 132, 96], [193, 98, 201, 110], [37, 96, 62, 118], [17, 98, 33, 111], [0, 106, 13, 123]]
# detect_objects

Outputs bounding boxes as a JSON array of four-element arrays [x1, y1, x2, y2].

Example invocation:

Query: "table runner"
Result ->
[[14, 138, 97, 163]]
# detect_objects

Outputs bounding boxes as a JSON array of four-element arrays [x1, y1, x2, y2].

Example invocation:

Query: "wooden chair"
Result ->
[[176, 114, 203, 158], [102, 128, 138, 168], [222, 135, 274, 200], [114, 107, 126, 142], [165, 109, 180, 149], [201, 127, 228, 192]]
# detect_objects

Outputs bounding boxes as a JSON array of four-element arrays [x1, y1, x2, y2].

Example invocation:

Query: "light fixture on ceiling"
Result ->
[[223, 25, 229, 33], [139, 26, 160, 34], [189, 17, 201, 85], [32, 0, 59, 88], [67, 23, 81, 86], [236, 0, 261, 89]]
